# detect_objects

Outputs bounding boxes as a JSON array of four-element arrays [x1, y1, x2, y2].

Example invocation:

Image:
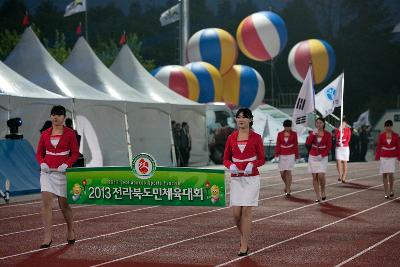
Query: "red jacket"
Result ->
[[335, 127, 351, 147], [274, 130, 299, 158], [36, 126, 80, 169], [306, 130, 332, 157], [375, 131, 400, 160], [223, 130, 265, 176]]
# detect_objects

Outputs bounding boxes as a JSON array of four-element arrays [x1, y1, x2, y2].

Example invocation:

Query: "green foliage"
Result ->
[[0, 29, 19, 60], [95, 33, 155, 70], [47, 30, 70, 64]]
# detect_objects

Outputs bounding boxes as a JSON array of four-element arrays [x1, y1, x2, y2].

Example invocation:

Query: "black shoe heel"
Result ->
[[67, 239, 76, 245], [238, 247, 249, 257], [40, 240, 52, 249]]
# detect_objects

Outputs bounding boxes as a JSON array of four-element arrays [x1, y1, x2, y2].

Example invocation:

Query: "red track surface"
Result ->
[[0, 162, 399, 266]]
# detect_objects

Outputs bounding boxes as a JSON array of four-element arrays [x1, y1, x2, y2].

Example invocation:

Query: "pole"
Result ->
[[85, 0, 88, 42], [180, 0, 189, 65], [271, 59, 274, 103], [339, 73, 344, 144]]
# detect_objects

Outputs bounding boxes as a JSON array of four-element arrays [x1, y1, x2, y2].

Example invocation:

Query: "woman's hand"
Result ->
[[244, 162, 253, 175], [229, 164, 239, 175]]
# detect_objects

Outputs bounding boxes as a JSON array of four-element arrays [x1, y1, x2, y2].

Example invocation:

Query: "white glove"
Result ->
[[229, 164, 239, 175], [40, 163, 50, 173], [312, 128, 318, 135], [57, 163, 68, 173], [244, 162, 254, 175]]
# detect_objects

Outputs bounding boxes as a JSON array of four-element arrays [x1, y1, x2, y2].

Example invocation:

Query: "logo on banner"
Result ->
[[131, 153, 156, 179], [324, 87, 336, 101]]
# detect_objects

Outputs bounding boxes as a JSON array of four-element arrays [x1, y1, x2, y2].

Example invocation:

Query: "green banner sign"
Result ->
[[66, 167, 226, 207]]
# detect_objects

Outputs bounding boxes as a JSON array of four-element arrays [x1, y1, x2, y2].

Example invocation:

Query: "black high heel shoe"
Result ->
[[238, 247, 249, 256], [67, 239, 76, 245], [390, 192, 394, 197], [40, 240, 52, 249]]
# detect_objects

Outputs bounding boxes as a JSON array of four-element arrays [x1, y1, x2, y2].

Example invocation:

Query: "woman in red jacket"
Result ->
[[335, 118, 351, 183], [36, 105, 80, 248], [306, 117, 332, 202], [275, 119, 299, 196], [224, 108, 265, 256], [375, 120, 400, 199]]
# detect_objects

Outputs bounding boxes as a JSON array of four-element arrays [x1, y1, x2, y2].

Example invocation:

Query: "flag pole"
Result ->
[[309, 62, 316, 127], [339, 72, 345, 144], [180, 0, 189, 65], [85, 0, 88, 42]]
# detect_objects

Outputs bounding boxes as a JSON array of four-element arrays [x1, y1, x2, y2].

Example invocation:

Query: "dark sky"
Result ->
[[3, 0, 399, 19]]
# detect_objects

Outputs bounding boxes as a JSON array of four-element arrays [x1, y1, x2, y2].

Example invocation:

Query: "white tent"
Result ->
[[4, 27, 128, 166], [110, 45, 209, 165], [63, 37, 175, 166], [0, 61, 72, 146], [252, 104, 310, 145]]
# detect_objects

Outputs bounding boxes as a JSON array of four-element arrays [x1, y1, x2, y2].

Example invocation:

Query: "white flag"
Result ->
[[315, 73, 344, 118], [160, 3, 180, 26], [64, 0, 86, 17], [353, 110, 370, 129], [292, 66, 315, 135]]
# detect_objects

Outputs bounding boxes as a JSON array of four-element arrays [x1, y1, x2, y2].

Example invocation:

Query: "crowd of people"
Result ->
[[223, 108, 399, 256]]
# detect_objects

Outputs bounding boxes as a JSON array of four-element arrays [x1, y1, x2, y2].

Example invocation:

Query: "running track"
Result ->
[[0, 162, 399, 266]]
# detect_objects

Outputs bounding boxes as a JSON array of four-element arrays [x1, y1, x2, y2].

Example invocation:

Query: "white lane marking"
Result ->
[[334, 229, 400, 267], [0, 172, 381, 261], [91, 180, 389, 267], [216, 196, 400, 266]]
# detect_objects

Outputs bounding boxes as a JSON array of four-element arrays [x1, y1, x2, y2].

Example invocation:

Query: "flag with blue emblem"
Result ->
[[315, 73, 344, 118]]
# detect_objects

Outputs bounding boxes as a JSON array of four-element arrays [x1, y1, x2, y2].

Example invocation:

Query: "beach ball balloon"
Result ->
[[288, 39, 336, 85], [185, 62, 223, 103], [151, 65, 199, 101], [237, 11, 287, 61], [187, 28, 238, 75], [222, 65, 265, 110]]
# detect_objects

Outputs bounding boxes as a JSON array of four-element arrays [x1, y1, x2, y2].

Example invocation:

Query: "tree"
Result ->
[[338, 0, 399, 122], [0, 0, 27, 33], [96, 33, 154, 71], [0, 29, 20, 60], [47, 30, 70, 64]]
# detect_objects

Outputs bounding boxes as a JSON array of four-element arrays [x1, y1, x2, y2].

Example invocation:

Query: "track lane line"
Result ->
[[0, 167, 375, 236], [334, 229, 400, 267], [215, 195, 400, 267], [90, 178, 389, 266], [0, 171, 382, 260]]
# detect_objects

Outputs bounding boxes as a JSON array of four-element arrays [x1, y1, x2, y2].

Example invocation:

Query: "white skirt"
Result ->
[[335, 146, 350, 161], [278, 154, 296, 171], [308, 155, 328, 173], [379, 157, 397, 174], [40, 171, 67, 197], [230, 175, 260, 206]]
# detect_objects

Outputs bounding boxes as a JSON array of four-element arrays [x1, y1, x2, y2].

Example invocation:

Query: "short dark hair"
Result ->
[[235, 108, 253, 127], [182, 122, 188, 127], [283, 119, 292, 127], [384, 120, 393, 127], [65, 118, 73, 128], [316, 117, 326, 129], [51, 105, 66, 116]]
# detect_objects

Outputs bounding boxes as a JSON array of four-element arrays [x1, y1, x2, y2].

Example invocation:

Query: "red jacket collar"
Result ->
[[231, 130, 257, 140]]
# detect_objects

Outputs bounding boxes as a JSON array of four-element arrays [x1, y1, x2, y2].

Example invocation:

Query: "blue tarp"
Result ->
[[0, 139, 40, 195]]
